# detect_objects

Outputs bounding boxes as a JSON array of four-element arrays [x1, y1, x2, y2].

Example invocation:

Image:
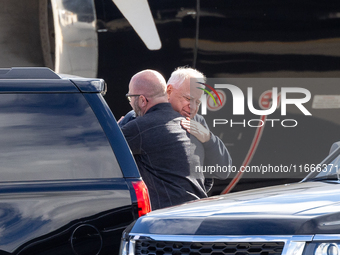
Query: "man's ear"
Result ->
[[140, 95, 148, 106], [167, 85, 173, 100]]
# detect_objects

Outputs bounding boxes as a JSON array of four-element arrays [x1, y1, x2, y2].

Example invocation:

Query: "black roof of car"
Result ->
[[0, 67, 107, 94]]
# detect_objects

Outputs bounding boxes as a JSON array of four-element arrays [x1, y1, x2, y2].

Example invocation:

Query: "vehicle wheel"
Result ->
[[39, 0, 55, 70]]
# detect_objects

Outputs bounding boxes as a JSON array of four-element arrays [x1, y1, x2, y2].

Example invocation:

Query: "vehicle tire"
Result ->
[[39, 0, 55, 70]]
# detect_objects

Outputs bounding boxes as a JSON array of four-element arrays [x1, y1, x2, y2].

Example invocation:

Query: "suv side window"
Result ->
[[0, 93, 122, 181]]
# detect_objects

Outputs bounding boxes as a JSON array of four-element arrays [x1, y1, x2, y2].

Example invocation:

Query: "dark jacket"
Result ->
[[119, 109, 232, 193], [121, 103, 208, 210]]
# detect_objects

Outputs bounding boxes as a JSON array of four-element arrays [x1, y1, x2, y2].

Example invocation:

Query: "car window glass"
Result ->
[[0, 93, 122, 181]]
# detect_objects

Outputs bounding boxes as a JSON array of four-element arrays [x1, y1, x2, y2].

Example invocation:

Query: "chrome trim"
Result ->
[[129, 240, 136, 255], [281, 241, 305, 255], [128, 234, 314, 255], [51, 0, 98, 78], [129, 233, 313, 242], [313, 235, 340, 241]]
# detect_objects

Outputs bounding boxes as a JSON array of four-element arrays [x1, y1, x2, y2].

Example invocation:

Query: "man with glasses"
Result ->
[[121, 69, 210, 210], [120, 67, 232, 194]]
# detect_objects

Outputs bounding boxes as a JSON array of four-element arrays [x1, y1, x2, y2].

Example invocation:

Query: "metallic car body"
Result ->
[[122, 145, 340, 255], [0, 68, 146, 255], [45, 0, 340, 115], [1, 180, 134, 254], [130, 181, 340, 236], [44, 0, 340, 114]]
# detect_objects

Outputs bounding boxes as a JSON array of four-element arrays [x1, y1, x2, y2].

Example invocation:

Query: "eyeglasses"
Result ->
[[125, 93, 149, 102]]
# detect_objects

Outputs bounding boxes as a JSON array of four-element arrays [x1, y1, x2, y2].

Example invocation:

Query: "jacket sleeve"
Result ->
[[195, 114, 232, 180], [120, 120, 142, 155], [118, 110, 136, 128]]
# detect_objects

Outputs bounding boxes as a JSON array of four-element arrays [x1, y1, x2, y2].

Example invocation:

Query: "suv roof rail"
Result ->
[[0, 67, 61, 79]]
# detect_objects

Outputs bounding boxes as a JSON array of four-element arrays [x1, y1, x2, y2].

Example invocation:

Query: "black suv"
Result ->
[[0, 67, 150, 255], [121, 142, 340, 255]]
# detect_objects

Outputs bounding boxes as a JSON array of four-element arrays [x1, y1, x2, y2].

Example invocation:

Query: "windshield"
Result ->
[[304, 146, 340, 182]]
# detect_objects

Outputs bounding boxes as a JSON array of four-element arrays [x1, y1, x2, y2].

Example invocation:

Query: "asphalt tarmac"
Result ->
[[0, 0, 44, 68]]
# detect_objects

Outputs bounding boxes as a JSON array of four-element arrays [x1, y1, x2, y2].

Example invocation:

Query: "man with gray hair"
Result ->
[[167, 67, 232, 191], [119, 67, 232, 193], [121, 69, 209, 210]]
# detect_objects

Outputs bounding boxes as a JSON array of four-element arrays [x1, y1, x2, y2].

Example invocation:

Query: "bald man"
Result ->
[[121, 70, 209, 210], [119, 67, 231, 193]]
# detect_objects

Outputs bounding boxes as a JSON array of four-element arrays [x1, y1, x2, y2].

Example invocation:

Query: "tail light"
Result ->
[[132, 181, 151, 217]]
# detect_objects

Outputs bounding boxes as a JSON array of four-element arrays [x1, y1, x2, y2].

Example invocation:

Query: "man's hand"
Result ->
[[117, 116, 124, 123], [181, 117, 211, 143]]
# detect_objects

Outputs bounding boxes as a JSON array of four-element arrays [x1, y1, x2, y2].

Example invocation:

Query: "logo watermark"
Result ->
[[200, 86, 311, 116], [195, 163, 335, 176], [196, 79, 313, 128]]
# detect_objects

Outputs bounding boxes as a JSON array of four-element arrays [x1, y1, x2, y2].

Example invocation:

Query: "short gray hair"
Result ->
[[167, 67, 206, 88]]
